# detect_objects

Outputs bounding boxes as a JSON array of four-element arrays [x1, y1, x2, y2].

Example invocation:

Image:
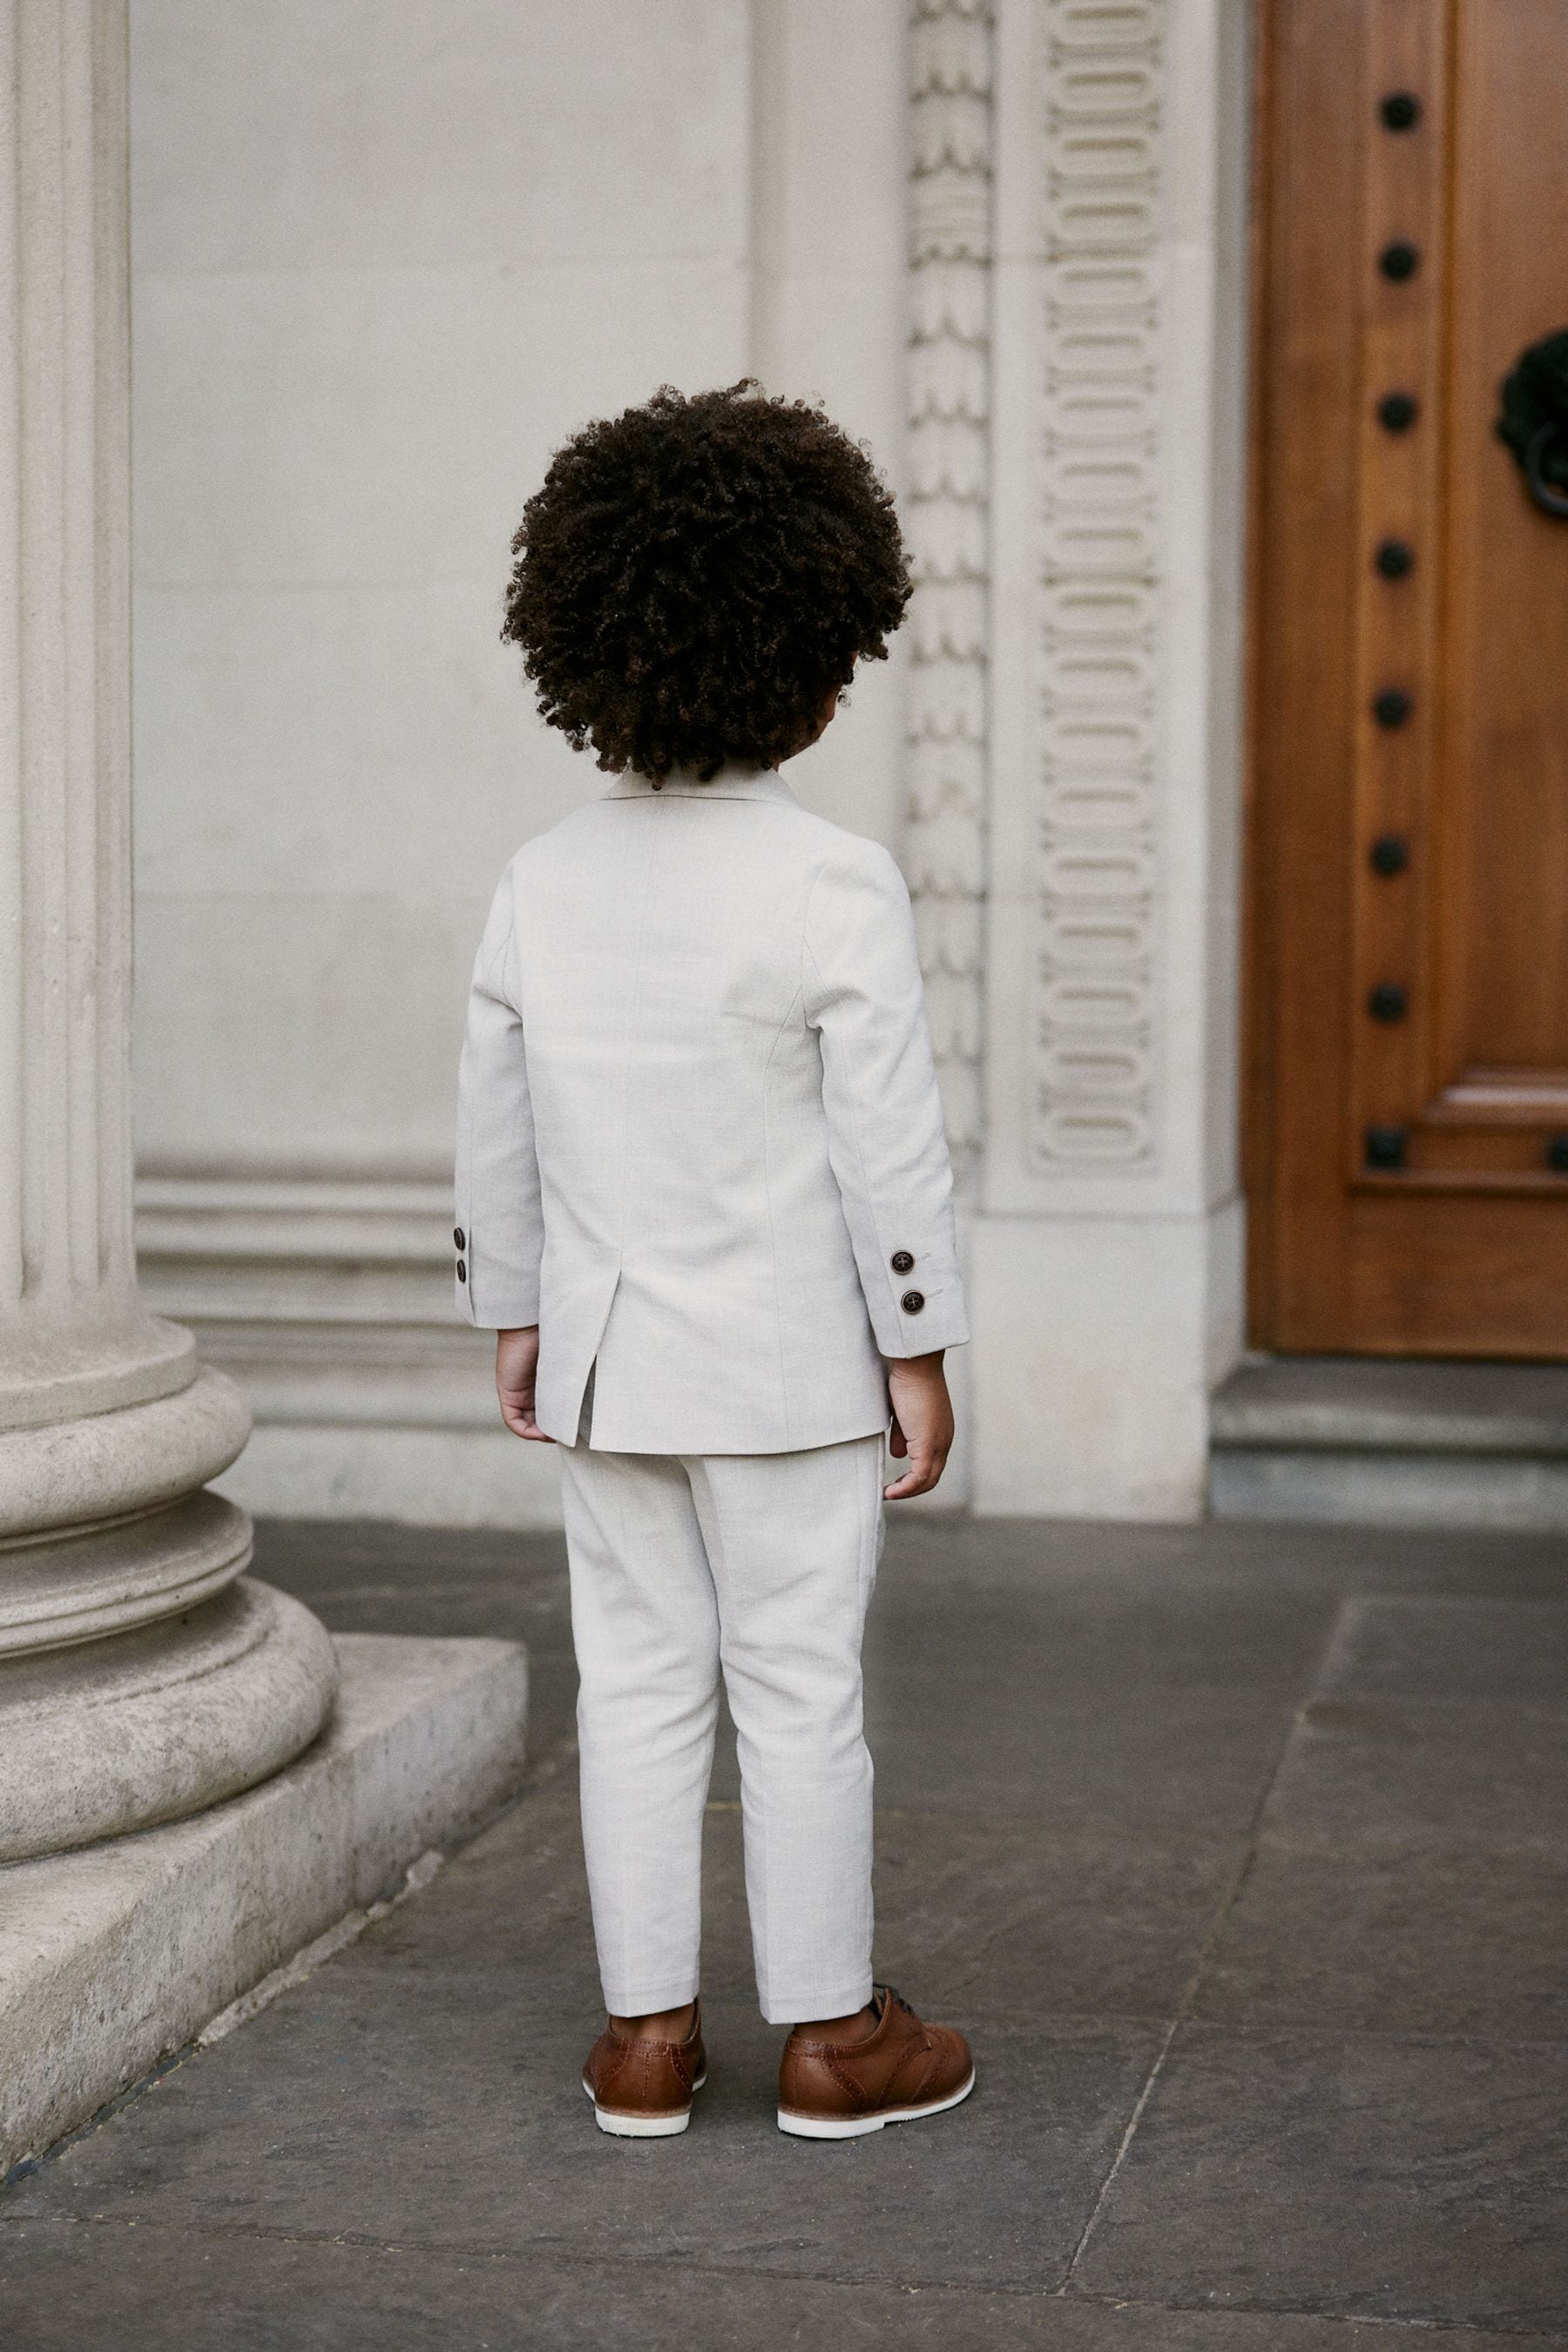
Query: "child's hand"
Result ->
[[883, 1352, 953, 1500], [496, 1327, 553, 1443]]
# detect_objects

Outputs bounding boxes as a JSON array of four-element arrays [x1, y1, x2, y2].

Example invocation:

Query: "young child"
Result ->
[[455, 382, 972, 2140]]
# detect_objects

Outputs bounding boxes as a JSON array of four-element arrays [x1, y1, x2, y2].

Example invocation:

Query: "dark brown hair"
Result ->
[[502, 382, 910, 781]]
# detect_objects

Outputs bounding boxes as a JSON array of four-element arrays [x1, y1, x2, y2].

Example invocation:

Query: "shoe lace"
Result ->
[[878, 1984, 916, 2019]]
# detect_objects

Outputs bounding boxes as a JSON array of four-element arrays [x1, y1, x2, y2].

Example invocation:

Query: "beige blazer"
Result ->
[[454, 763, 968, 1453]]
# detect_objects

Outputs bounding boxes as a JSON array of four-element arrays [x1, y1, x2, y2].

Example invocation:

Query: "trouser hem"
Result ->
[[760, 1977, 875, 2028], [600, 1980, 700, 2017]]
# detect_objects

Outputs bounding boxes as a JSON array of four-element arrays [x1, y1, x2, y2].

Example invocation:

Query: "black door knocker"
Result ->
[[1497, 330, 1568, 517]]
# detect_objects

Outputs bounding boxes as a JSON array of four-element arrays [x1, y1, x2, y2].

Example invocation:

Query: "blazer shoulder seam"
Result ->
[[482, 896, 519, 1008]]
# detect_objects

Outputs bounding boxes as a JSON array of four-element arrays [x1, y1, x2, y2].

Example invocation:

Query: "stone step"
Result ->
[[1, 1632, 529, 2177], [1208, 1356, 1568, 1530]]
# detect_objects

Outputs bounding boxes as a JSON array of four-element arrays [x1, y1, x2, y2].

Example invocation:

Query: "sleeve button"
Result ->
[[890, 1249, 914, 1274], [454, 1227, 465, 1250], [900, 1289, 925, 1315], [456, 1259, 467, 1283]]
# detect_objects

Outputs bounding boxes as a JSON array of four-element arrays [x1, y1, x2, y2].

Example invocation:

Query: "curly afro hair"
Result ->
[[501, 381, 910, 782]]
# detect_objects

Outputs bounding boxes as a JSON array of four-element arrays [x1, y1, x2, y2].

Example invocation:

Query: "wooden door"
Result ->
[[1248, 0, 1568, 1355]]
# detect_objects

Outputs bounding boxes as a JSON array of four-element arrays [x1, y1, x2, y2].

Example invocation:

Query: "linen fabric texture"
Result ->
[[453, 764, 968, 1456], [560, 1413, 886, 2023]]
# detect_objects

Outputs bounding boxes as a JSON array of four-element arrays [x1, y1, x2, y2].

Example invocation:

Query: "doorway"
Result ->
[[1247, 0, 1568, 1355]]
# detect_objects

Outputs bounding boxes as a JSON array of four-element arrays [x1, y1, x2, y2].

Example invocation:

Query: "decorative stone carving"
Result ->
[[0, 0, 336, 1864], [906, 0, 992, 1191], [1032, 0, 1164, 1169]]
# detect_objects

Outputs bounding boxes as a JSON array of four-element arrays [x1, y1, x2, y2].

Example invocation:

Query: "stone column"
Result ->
[[0, 0, 335, 1862]]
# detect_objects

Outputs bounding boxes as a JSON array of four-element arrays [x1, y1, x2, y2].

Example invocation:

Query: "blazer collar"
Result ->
[[603, 762, 798, 807]]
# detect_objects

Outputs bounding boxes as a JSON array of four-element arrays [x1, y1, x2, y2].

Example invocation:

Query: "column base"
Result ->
[[0, 1578, 338, 1863], [0, 1629, 529, 2176]]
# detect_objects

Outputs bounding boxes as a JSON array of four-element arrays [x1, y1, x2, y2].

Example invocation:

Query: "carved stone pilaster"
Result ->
[[906, 0, 992, 1193], [1031, 0, 1166, 1172]]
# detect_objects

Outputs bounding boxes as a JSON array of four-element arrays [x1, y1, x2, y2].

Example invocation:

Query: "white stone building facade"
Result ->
[[129, 0, 1252, 1525]]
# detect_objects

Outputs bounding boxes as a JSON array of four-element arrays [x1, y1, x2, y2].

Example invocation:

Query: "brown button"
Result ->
[[890, 1249, 914, 1275], [901, 1289, 925, 1315], [456, 1259, 467, 1282], [454, 1227, 465, 1250]]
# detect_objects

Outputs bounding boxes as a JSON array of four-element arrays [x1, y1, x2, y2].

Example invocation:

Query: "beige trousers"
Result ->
[[558, 1408, 885, 2023]]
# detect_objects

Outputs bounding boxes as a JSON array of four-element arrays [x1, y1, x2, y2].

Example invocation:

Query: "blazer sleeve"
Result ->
[[454, 868, 544, 1328], [801, 840, 969, 1358]]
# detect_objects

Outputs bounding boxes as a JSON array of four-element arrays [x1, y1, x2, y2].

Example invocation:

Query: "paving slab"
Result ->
[[7, 2220, 1558, 2352], [1267, 1690, 1568, 1850], [856, 1570, 1331, 1828], [870, 1808, 1245, 2025], [1315, 1594, 1568, 1711], [1071, 2022, 1568, 2330], [1258, 1592, 1568, 1849], [4, 1963, 1159, 2295], [1193, 1832, 1568, 2041]]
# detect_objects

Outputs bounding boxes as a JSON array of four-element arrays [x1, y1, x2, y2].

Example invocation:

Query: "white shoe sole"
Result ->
[[583, 2068, 706, 2138], [777, 2065, 976, 2139]]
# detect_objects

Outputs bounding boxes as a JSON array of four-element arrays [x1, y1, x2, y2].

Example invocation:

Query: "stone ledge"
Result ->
[[1210, 1445, 1568, 1531], [0, 1631, 528, 2174], [1211, 1356, 1568, 1456], [1209, 1357, 1568, 1529]]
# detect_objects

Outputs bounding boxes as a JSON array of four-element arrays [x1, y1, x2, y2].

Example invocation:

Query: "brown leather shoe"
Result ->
[[581, 2002, 706, 2138], [777, 1984, 974, 2139]]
